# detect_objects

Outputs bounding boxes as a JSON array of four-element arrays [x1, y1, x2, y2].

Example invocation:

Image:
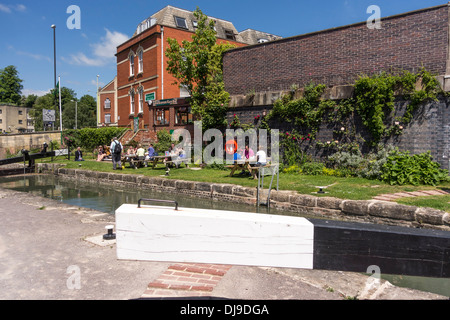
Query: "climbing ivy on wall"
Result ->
[[261, 67, 443, 157]]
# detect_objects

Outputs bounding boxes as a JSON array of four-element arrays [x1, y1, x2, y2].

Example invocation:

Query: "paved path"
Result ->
[[373, 189, 449, 202], [0, 187, 447, 301]]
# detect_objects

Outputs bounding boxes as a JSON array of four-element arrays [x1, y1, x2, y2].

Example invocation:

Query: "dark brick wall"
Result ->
[[227, 96, 450, 171], [223, 4, 449, 96]]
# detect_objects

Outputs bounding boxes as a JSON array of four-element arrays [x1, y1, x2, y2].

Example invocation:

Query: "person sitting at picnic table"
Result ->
[[136, 144, 145, 159], [147, 144, 156, 160], [244, 145, 254, 160], [127, 146, 135, 156], [233, 150, 242, 161], [128, 144, 145, 168], [255, 146, 267, 167], [164, 143, 178, 168]]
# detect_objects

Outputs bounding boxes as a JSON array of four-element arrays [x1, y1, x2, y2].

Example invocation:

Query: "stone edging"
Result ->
[[37, 163, 450, 231]]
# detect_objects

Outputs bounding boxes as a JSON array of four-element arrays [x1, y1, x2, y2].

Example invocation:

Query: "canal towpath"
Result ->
[[0, 186, 447, 301]]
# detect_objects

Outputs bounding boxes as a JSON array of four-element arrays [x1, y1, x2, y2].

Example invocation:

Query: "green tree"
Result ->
[[0, 65, 23, 104], [30, 93, 54, 131], [63, 94, 97, 129], [21, 94, 38, 108], [165, 7, 235, 131], [78, 94, 97, 128], [30, 87, 77, 131]]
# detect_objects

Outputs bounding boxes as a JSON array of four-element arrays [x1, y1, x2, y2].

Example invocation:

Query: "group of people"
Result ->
[[233, 145, 267, 167], [74, 137, 267, 171]]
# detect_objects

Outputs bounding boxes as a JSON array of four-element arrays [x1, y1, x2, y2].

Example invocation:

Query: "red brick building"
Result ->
[[223, 3, 450, 97], [98, 6, 280, 142]]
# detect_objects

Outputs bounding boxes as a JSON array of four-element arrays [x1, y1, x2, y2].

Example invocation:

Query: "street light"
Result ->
[[96, 74, 100, 127], [51, 24, 56, 132], [71, 100, 78, 129]]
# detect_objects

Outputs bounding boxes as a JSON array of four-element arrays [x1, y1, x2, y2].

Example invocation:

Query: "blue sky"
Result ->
[[0, 0, 446, 99]]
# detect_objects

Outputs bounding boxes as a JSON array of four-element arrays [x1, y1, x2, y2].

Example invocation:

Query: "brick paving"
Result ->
[[141, 263, 233, 298], [373, 189, 449, 202]]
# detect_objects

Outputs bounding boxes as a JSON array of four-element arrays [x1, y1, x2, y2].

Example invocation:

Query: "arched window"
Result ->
[[129, 51, 135, 76], [137, 48, 143, 74], [129, 89, 135, 114], [138, 86, 144, 113]]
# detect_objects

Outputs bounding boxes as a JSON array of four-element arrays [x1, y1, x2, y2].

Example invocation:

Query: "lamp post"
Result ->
[[51, 24, 56, 132], [96, 74, 100, 127], [71, 100, 78, 129]]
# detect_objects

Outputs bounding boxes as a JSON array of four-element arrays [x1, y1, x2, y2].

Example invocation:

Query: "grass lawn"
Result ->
[[39, 157, 450, 204], [395, 195, 450, 213]]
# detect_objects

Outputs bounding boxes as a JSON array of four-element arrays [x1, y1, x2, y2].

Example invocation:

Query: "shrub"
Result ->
[[301, 161, 324, 176], [358, 145, 396, 180], [63, 127, 126, 151], [327, 151, 367, 176], [283, 165, 302, 174], [154, 129, 173, 154], [381, 150, 449, 186]]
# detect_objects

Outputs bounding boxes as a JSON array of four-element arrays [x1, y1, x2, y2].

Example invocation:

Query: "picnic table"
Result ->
[[226, 160, 260, 179], [150, 155, 167, 169], [151, 154, 189, 169], [122, 154, 146, 169], [227, 158, 272, 180]]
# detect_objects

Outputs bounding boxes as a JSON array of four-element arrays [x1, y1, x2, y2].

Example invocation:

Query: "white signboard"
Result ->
[[43, 109, 56, 122]]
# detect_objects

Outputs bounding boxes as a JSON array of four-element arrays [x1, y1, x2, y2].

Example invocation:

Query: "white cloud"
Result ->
[[90, 79, 104, 87], [63, 52, 105, 67], [0, 3, 26, 13], [7, 45, 51, 63], [64, 28, 129, 67], [22, 89, 51, 97], [0, 4, 11, 13], [92, 29, 129, 59], [16, 4, 26, 12], [17, 50, 51, 63]]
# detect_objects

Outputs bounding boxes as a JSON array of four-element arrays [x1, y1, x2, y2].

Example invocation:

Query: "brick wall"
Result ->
[[223, 4, 449, 96]]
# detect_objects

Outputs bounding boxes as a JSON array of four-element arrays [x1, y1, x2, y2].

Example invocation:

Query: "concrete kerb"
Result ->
[[39, 164, 450, 231]]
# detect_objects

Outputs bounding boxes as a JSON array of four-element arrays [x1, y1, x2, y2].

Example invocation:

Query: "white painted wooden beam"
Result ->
[[115, 204, 314, 269]]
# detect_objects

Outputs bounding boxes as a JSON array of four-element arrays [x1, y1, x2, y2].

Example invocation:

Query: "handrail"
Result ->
[[137, 198, 178, 210]]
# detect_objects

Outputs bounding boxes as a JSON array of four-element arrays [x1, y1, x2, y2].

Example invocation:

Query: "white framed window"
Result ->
[[129, 53, 135, 76], [104, 98, 111, 109], [257, 38, 269, 43], [105, 114, 111, 124], [130, 92, 135, 114], [138, 49, 143, 74], [180, 84, 190, 97], [138, 88, 144, 114]]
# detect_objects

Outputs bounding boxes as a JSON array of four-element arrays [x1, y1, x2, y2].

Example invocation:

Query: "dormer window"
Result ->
[[257, 38, 269, 43], [224, 29, 235, 41], [174, 16, 188, 29], [192, 20, 198, 28]]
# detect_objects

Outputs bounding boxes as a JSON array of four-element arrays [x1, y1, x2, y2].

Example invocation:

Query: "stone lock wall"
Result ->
[[37, 163, 450, 232]]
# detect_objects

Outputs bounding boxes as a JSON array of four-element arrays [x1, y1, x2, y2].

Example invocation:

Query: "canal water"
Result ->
[[0, 174, 449, 298]]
